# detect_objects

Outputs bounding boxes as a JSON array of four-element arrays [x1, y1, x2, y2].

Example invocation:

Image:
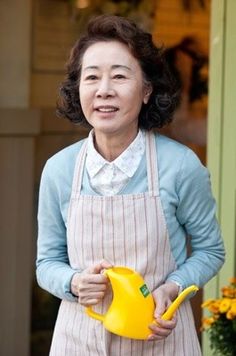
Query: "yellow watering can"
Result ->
[[86, 266, 198, 340]]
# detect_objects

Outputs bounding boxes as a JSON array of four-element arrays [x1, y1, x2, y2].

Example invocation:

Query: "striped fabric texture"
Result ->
[[49, 132, 202, 356]]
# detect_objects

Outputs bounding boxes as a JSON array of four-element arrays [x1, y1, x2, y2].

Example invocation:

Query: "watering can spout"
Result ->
[[162, 285, 199, 320]]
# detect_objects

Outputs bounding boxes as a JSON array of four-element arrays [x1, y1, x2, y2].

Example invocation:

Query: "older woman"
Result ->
[[36, 15, 225, 355]]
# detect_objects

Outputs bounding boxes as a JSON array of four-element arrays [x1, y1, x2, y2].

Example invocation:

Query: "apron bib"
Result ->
[[50, 131, 201, 356]]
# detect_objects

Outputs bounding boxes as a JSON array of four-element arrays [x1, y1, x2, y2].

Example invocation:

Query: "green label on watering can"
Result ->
[[140, 284, 150, 298]]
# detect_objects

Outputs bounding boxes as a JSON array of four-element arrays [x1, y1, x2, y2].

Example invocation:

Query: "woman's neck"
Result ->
[[93, 130, 139, 162]]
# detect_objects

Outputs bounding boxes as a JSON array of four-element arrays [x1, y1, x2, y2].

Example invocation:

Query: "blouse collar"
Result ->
[[86, 129, 145, 178]]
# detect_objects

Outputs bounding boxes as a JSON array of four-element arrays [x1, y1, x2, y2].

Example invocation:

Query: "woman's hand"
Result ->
[[71, 259, 113, 307], [148, 282, 179, 341]]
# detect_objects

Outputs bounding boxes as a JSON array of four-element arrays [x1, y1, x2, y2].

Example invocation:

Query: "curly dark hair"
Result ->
[[57, 14, 180, 130]]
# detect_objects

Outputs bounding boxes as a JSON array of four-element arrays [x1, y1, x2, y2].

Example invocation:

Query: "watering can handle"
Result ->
[[85, 306, 105, 322], [85, 269, 111, 322]]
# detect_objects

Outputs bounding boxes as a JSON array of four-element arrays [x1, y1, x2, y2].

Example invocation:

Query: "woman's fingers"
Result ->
[[78, 291, 106, 306], [147, 282, 179, 341], [79, 273, 108, 288], [88, 259, 113, 274], [78, 274, 109, 306], [147, 315, 177, 341], [152, 282, 179, 318], [75, 259, 113, 306]]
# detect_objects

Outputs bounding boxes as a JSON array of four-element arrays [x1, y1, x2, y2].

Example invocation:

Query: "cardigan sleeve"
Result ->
[[166, 149, 225, 289], [36, 161, 79, 301]]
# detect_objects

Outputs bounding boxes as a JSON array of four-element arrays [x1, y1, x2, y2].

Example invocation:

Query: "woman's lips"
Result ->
[[94, 105, 119, 113]]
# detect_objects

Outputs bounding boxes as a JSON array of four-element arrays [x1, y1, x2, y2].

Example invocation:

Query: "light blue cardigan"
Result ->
[[36, 133, 225, 301]]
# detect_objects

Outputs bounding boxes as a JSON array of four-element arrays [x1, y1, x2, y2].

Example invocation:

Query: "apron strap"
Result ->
[[71, 139, 88, 196], [146, 131, 160, 197]]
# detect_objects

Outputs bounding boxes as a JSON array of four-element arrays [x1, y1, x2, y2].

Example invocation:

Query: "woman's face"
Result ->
[[79, 41, 151, 138]]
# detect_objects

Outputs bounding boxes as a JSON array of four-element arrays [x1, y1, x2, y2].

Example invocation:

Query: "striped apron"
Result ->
[[50, 131, 202, 356]]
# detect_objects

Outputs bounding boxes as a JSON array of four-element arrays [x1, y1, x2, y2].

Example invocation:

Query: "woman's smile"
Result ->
[[94, 105, 119, 118], [94, 105, 119, 113]]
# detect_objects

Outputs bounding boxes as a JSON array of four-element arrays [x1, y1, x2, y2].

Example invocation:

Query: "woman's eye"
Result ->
[[85, 75, 98, 81], [114, 74, 126, 79]]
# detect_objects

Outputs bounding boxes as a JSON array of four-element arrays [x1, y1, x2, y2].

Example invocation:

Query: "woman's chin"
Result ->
[[93, 125, 120, 136]]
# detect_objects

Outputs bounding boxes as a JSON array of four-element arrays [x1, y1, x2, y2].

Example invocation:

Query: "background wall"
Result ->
[[0, 0, 38, 355]]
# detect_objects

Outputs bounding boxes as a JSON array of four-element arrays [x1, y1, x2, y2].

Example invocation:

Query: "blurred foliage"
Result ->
[[70, 0, 156, 32], [69, 0, 207, 33]]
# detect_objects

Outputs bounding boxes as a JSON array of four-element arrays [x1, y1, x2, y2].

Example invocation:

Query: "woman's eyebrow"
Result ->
[[83, 64, 131, 71], [111, 64, 131, 71], [83, 66, 99, 71]]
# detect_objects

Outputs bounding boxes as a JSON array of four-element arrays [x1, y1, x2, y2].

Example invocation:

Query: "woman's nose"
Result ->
[[96, 78, 114, 98]]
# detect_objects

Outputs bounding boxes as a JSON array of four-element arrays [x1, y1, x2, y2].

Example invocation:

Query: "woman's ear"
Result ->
[[143, 83, 153, 104]]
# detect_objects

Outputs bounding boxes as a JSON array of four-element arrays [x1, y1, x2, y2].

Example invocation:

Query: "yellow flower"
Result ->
[[201, 299, 215, 308], [229, 277, 236, 285], [201, 278, 236, 322], [226, 301, 236, 320], [201, 298, 222, 314], [226, 309, 234, 320], [221, 286, 236, 298], [202, 316, 216, 328], [219, 298, 231, 313], [208, 300, 221, 314]]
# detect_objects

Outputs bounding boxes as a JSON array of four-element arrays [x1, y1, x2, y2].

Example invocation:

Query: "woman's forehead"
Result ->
[[81, 40, 139, 70]]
